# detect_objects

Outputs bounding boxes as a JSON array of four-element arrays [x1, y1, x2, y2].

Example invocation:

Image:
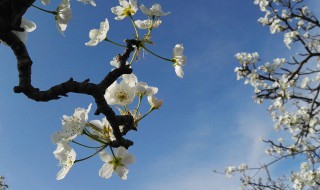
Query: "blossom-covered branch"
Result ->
[[215, 0, 320, 189]]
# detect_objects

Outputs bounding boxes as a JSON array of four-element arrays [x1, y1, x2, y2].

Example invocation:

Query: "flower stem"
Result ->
[[110, 146, 116, 159], [141, 45, 174, 62], [83, 129, 108, 145], [32, 4, 57, 15], [135, 108, 154, 123], [74, 145, 107, 163], [146, 16, 156, 36], [104, 38, 127, 48], [128, 48, 138, 66], [129, 15, 139, 40], [71, 140, 104, 149], [135, 95, 143, 114]]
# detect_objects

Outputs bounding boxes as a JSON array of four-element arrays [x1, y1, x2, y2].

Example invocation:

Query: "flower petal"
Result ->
[[56, 165, 72, 180], [99, 163, 114, 179], [21, 19, 37, 32], [114, 166, 129, 180], [174, 65, 184, 78], [99, 151, 113, 163]]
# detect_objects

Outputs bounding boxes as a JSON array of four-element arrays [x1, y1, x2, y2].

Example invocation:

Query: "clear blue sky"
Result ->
[[1, 0, 317, 189]]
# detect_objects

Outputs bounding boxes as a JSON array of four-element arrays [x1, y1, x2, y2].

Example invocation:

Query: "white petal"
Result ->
[[77, 0, 96, 6], [85, 19, 109, 46], [86, 103, 92, 113], [140, 4, 150, 15], [89, 120, 104, 128], [122, 73, 138, 87], [173, 44, 184, 57], [129, 0, 138, 12], [56, 166, 71, 180], [115, 146, 127, 157], [174, 65, 184, 78], [56, 22, 67, 36], [147, 95, 163, 109], [21, 19, 37, 32], [146, 86, 158, 96], [115, 15, 126, 20], [119, 0, 129, 7], [114, 166, 128, 180], [51, 132, 62, 144], [99, 163, 114, 178], [121, 153, 135, 165], [99, 151, 113, 163], [111, 6, 124, 15]]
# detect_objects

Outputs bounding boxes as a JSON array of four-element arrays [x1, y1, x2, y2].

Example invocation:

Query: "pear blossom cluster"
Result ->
[[51, 72, 163, 180], [216, 0, 320, 189], [255, 0, 320, 50], [291, 162, 320, 190], [82, 0, 186, 78], [11, 0, 187, 78], [51, 58, 165, 180], [223, 163, 248, 178]]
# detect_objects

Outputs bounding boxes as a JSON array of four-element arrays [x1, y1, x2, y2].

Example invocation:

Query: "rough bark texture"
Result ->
[[0, 0, 137, 148]]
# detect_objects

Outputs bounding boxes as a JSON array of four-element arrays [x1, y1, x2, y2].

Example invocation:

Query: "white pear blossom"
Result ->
[[99, 147, 135, 180], [122, 74, 158, 96], [147, 96, 163, 109], [55, 0, 72, 35], [134, 19, 162, 29], [111, 0, 138, 20], [225, 166, 237, 178], [140, 3, 170, 17], [85, 18, 109, 46], [53, 143, 76, 180], [238, 163, 248, 172], [270, 19, 282, 34], [77, 0, 96, 6], [301, 6, 310, 16], [254, 0, 269, 12], [52, 104, 92, 144], [235, 52, 259, 66], [105, 80, 135, 106], [284, 31, 299, 49], [135, 82, 158, 96], [173, 44, 187, 78], [89, 118, 116, 142], [258, 10, 271, 25]]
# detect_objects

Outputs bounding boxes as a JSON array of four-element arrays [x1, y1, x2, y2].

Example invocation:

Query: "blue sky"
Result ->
[[0, 0, 315, 189]]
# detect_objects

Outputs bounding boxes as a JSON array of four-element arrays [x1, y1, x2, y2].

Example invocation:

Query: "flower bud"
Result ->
[[147, 96, 163, 109]]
